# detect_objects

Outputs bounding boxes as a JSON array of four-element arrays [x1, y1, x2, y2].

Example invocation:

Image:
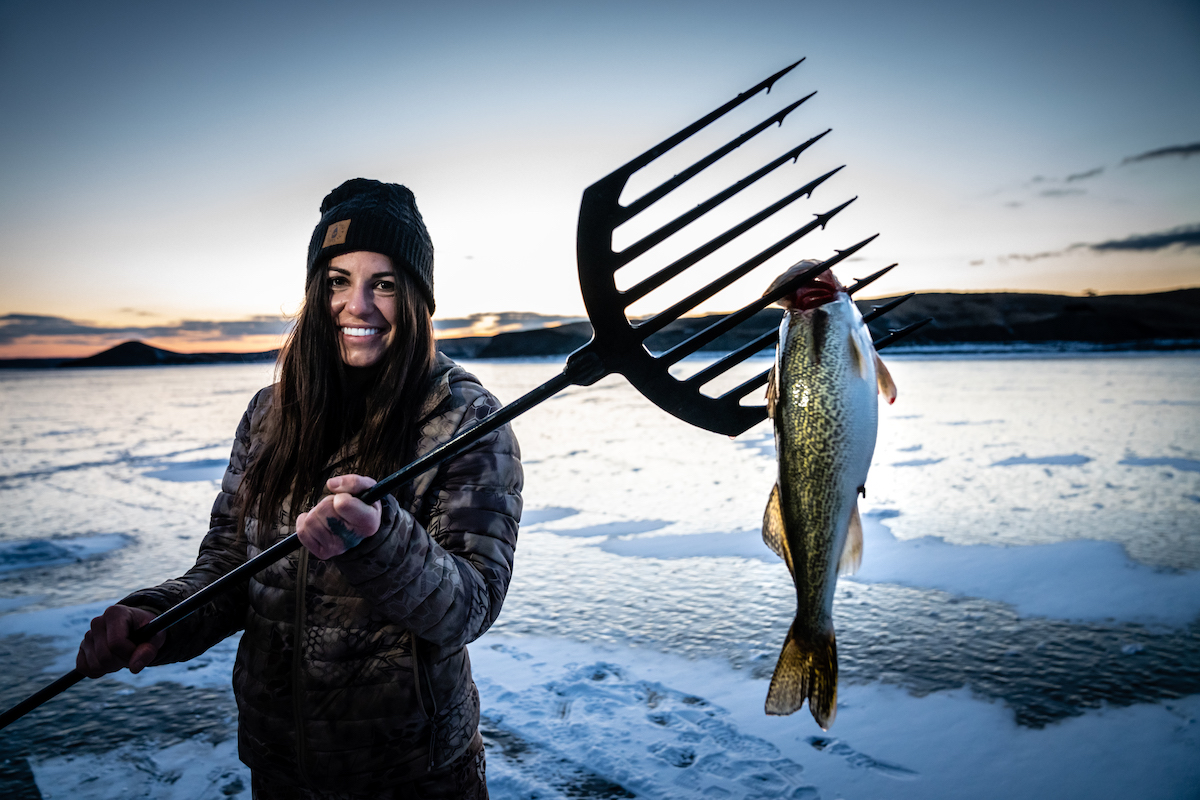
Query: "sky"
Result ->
[[0, 0, 1197, 357]]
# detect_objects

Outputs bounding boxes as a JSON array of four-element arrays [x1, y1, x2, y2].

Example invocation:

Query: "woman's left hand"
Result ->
[[296, 474, 383, 560]]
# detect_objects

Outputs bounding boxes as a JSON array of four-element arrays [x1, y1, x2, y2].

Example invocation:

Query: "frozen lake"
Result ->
[[0, 353, 1197, 798]]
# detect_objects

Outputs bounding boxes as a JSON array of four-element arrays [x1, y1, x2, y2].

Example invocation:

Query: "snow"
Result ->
[[0, 600, 242, 687], [1120, 456, 1200, 473], [578, 512, 1200, 627], [473, 635, 1200, 800], [17, 631, 1200, 800], [32, 738, 247, 800], [3, 356, 1198, 798], [0, 534, 129, 574], [850, 513, 1200, 627], [991, 454, 1093, 467], [142, 458, 228, 483], [7, 510, 1199, 800]]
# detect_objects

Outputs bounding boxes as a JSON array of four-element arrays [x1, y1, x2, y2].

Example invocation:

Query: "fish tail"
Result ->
[[765, 620, 838, 729]]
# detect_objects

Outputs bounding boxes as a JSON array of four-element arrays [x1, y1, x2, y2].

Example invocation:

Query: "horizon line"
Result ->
[[2, 284, 1197, 360]]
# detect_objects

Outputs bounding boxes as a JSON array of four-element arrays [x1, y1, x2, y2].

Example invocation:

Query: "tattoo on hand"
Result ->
[[327, 516, 363, 550]]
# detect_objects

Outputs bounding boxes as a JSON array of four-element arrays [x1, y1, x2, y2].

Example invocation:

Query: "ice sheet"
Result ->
[[0, 534, 129, 574], [21, 630, 1199, 800], [572, 511, 1200, 627], [473, 634, 1200, 800]]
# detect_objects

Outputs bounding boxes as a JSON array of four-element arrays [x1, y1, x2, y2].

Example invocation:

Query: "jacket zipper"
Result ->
[[410, 633, 441, 772], [292, 547, 314, 788]]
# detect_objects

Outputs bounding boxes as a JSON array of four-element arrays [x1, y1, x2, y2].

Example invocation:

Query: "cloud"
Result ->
[[1038, 188, 1086, 198], [1000, 249, 1071, 263], [1004, 167, 1098, 203], [0, 313, 292, 346], [434, 311, 586, 337], [1121, 142, 1200, 164], [1000, 142, 1194, 204], [1088, 224, 1200, 252], [174, 317, 294, 337], [1064, 167, 1103, 182], [1000, 223, 1200, 263]]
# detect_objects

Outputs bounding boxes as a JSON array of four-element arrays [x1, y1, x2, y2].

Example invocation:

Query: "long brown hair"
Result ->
[[237, 259, 437, 533]]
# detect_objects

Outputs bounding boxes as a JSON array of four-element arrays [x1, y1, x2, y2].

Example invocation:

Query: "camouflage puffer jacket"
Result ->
[[121, 355, 522, 793]]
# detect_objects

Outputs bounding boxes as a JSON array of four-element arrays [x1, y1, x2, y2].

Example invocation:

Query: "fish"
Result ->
[[761, 261, 897, 728]]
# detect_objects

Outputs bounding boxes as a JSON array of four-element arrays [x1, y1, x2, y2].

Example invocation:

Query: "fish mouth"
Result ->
[[785, 271, 847, 311], [765, 262, 849, 311]]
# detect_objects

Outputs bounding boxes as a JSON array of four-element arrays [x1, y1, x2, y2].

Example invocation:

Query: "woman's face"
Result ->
[[327, 251, 399, 368]]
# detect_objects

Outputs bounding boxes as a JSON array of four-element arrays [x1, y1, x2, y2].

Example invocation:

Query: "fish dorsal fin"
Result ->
[[873, 350, 897, 405], [765, 363, 778, 419], [838, 503, 863, 575], [762, 483, 793, 574]]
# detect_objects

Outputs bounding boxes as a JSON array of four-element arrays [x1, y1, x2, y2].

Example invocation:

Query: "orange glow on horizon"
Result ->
[[0, 334, 288, 361]]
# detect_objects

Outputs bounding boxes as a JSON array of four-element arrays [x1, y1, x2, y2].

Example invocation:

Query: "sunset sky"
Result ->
[[1, 0, 1197, 357]]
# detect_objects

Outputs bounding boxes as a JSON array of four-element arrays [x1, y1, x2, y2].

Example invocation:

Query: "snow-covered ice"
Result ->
[[0, 535, 129, 574], [2, 355, 1197, 799], [13, 629, 1200, 800], [587, 512, 1200, 627], [32, 738, 248, 800]]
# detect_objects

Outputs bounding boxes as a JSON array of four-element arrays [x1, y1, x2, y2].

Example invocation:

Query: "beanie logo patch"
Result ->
[[322, 219, 351, 248]]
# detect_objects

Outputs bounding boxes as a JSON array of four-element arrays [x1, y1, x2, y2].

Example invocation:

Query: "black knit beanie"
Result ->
[[306, 178, 435, 311]]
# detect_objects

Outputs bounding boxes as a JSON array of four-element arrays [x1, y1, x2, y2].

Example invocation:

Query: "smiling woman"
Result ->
[[73, 178, 523, 799], [328, 251, 403, 368]]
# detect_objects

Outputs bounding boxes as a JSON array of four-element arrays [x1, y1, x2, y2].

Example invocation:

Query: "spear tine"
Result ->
[[619, 163, 846, 289], [861, 292, 915, 324], [635, 197, 858, 334], [684, 329, 777, 388], [615, 58, 805, 178], [621, 99, 823, 221], [656, 234, 879, 365], [846, 263, 897, 295], [874, 317, 932, 350], [724, 365, 774, 402]]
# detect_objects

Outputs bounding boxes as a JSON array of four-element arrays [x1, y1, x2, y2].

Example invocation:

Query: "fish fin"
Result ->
[[847, 330, 869, 379], [873, 350, 897, 405], [838, 503, 863, 575], [762, 482, 790, 567], [765, 363, 777, 418], [765, 621, 838, 729]]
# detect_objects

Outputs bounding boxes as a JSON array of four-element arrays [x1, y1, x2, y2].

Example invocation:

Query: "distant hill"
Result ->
[[59, 341, 278, 368], [857, 288, 1200, 347], [2, 289, 1196, 369], [439, 288, 1200, 357]]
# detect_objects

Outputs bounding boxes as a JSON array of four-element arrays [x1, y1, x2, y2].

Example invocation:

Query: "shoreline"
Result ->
[[4, 287, 1198, 368], [3, 341, 1199, 371]]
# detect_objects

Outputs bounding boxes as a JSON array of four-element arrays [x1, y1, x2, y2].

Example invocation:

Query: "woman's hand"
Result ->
[[296, 474, 383, 560], [76, 605, 165, 678]]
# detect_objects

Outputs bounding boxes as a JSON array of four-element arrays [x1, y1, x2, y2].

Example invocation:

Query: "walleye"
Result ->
[[762, 261, 896, 728]]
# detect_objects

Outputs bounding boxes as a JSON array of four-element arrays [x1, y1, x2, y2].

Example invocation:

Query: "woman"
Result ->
[[76, 179, 523, 799]]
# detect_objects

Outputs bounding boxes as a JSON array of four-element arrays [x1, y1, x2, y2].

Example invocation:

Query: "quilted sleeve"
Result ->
[[331, 392, 523, 649], [117, 389, 266, 664]]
